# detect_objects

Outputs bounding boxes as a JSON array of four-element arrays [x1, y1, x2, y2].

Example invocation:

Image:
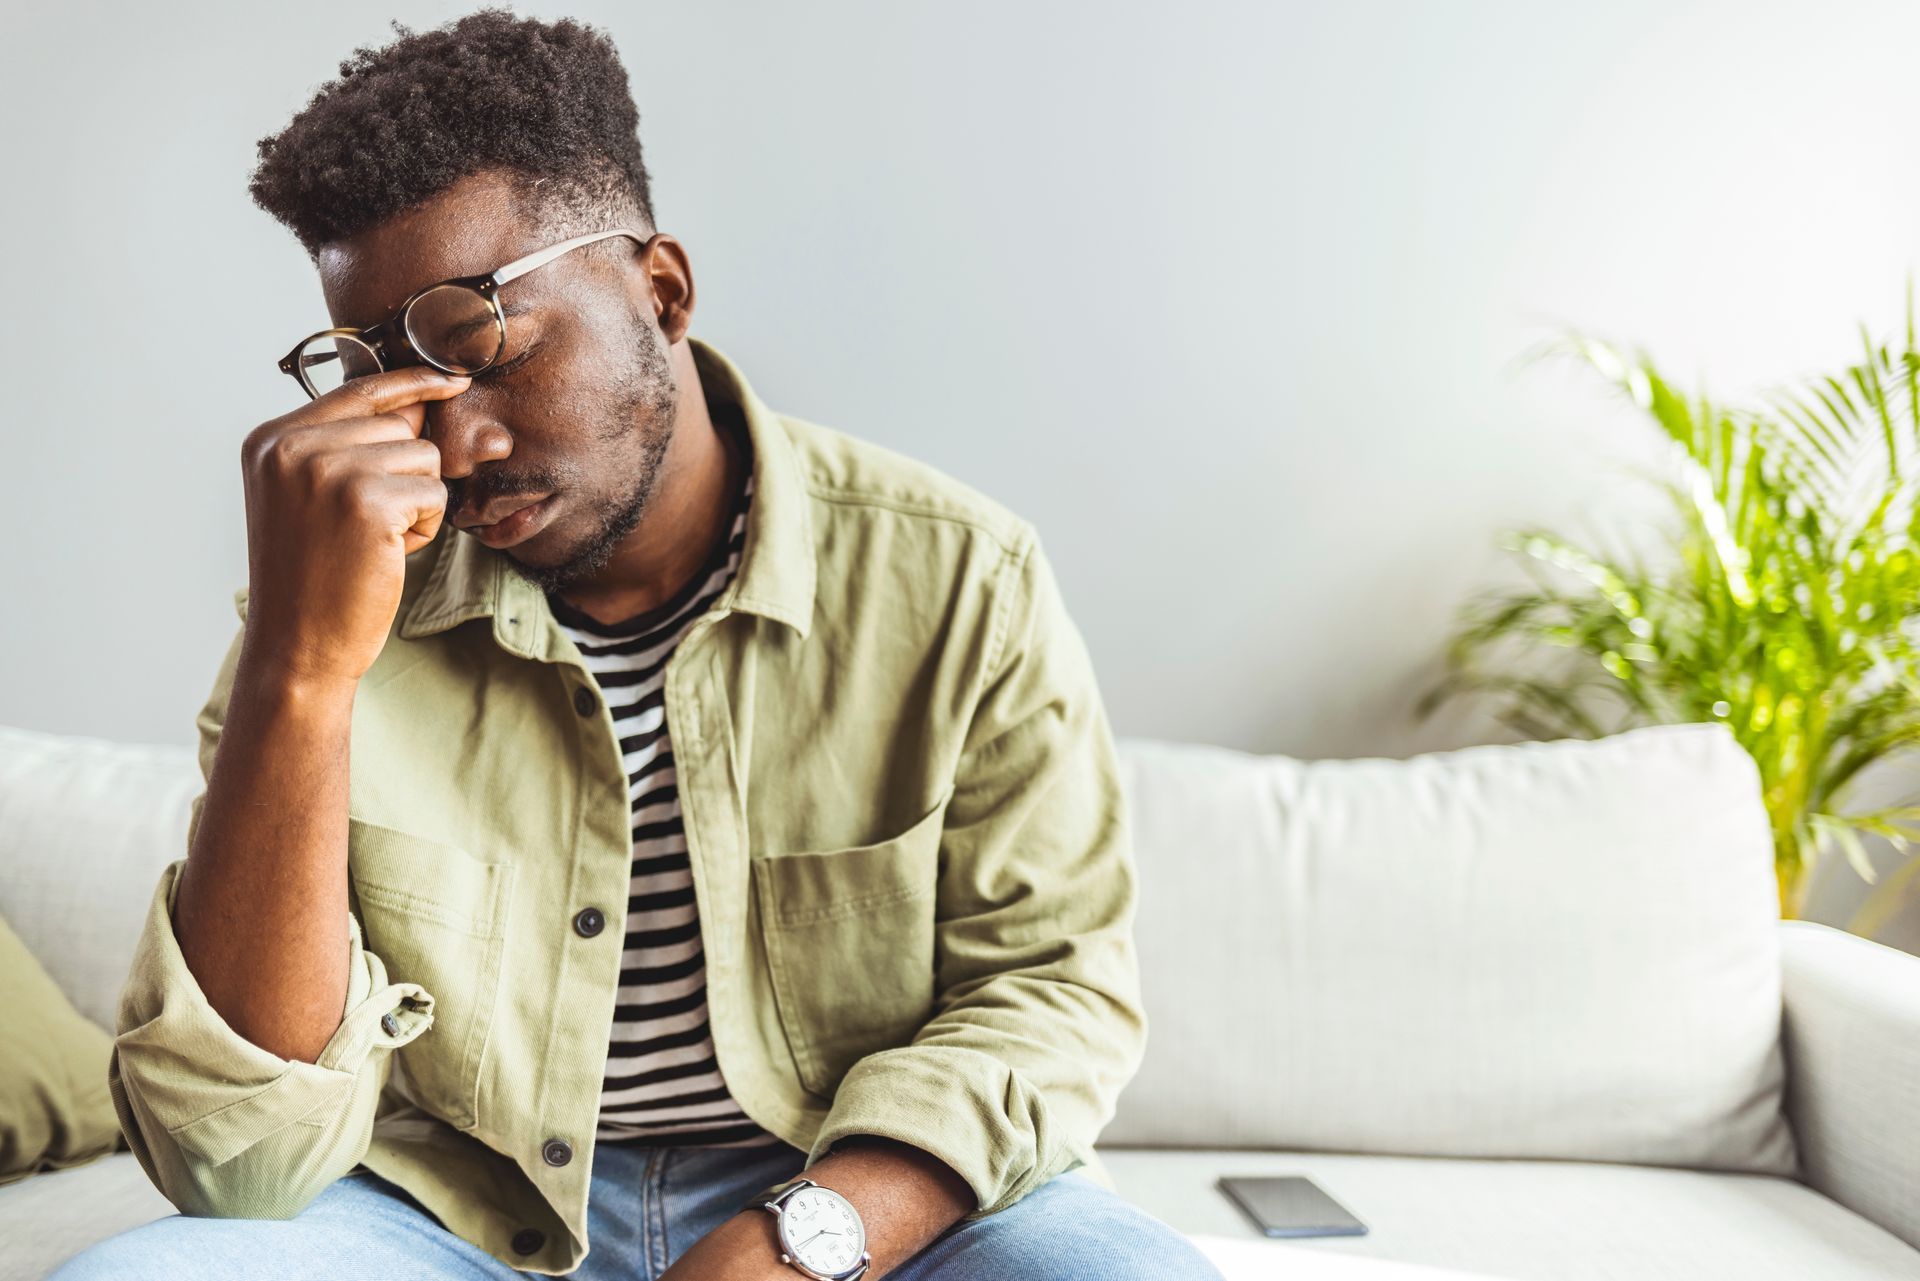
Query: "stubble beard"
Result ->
[[505, 324, 679, 597]]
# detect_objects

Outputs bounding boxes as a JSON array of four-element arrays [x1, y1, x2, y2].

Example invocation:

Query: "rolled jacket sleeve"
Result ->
[[109, 602, 436, 1219], [806, 529, 1148, 1219]]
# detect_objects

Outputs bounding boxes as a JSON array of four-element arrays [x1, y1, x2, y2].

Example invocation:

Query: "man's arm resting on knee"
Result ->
[[664, 530, 1147, 1277], [795, 530, 1148, 1221]]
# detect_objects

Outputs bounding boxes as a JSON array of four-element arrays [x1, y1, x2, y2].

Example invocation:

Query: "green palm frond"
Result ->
[[1423, 287, 1920, 930]]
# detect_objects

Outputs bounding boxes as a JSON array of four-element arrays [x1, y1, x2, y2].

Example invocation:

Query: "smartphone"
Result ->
[[1216, 1175, 1369, 1238]]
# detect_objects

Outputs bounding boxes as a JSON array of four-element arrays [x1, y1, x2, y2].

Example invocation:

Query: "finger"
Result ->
[[287, 410, 438, 450], [390, 473, 449, 555], [355, 436, 443, 480], [291, 366, 471, 426]]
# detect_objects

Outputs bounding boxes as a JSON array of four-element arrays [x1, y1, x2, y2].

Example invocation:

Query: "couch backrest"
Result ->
[[0, 725, 199, 1032], [1105, 721, 1797, 1175], [0, 719, 1798, 1176]]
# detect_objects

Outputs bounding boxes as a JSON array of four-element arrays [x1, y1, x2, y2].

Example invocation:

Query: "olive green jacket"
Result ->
[[108, 336, 1146, 1275]]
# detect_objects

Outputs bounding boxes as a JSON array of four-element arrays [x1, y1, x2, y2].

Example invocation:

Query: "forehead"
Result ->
[[317, 170, 540, 326]]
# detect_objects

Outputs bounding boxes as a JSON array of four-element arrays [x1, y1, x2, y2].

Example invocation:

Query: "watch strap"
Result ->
[[760, 1176, 814, 1213]]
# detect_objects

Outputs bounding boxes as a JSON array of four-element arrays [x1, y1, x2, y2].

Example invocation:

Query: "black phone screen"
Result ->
[[1216, 1175, 1370, 1238]]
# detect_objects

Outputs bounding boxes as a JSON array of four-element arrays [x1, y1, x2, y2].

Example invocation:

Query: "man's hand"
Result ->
[[240, 365, 471, 689], [660, 1136, 975, 1280]]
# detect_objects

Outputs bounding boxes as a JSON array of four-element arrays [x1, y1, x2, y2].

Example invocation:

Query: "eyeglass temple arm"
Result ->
[[490, 228, 648, 286]]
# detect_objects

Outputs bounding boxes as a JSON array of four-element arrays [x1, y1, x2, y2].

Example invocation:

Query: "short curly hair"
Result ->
[[248, 7, 656, 260]]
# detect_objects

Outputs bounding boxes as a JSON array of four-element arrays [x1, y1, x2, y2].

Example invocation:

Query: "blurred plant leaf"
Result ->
[[1423, 292, 1920, 935]]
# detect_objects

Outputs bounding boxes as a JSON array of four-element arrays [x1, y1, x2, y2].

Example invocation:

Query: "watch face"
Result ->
[[780, 1185, 865, 1277]]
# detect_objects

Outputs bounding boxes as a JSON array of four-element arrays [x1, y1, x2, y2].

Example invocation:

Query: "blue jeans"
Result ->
[[49, 1138, 1222, 1280]]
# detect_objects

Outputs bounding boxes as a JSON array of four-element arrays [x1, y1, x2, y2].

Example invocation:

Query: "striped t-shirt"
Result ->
[[547, 427, 777, 1148]]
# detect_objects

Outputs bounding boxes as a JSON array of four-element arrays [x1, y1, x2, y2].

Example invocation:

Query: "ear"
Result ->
[[634, 232, 696, 344]]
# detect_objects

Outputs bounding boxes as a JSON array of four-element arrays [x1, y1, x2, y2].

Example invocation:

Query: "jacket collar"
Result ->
[[398, 335, 817, 654]]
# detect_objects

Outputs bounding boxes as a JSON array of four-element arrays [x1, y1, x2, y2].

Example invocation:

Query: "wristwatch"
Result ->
[[759, 1177, 871, 1280]]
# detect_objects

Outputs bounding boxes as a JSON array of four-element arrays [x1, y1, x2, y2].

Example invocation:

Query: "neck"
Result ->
[[550, 341, 743, 625]]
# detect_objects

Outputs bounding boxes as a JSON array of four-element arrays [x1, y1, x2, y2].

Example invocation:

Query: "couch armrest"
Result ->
[[1779, 919, 1920, 1250]]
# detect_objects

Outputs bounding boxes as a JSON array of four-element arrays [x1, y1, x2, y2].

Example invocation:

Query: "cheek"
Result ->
[[518, 344, 635, 415]]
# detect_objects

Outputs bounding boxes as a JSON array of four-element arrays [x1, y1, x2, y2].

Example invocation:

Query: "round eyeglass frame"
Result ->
[[276, 227, 655, 400]]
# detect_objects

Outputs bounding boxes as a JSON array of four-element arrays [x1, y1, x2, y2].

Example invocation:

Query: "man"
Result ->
[[51, 9, 1219, 1281]]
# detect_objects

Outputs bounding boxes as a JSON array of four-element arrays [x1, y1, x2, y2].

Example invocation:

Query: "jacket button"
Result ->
[[542, 1138, 573, 1167], [573, 686, 598, 717], [511, 1227, 545, 1255], [380, 1011, 401, 1036], [573, 907, 605, 937]]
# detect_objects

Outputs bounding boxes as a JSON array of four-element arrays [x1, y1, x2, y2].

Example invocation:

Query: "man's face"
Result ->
[[315, 169, 680, 595]]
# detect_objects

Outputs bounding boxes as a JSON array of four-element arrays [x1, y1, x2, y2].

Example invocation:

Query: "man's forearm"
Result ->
[[172, 655, 357, 1064], [662, 1135, 974, 1279]]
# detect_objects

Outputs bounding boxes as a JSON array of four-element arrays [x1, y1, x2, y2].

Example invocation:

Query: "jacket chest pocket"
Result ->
[[751, 785, 953, 1098], [348, 817, 516, 1131]]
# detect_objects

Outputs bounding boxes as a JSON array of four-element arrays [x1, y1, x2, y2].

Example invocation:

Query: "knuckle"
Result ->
[[240, 425, 268, 469], [335, 381, 384, 418], [346, 374, 387, 403], [256, 431, 303, 478]]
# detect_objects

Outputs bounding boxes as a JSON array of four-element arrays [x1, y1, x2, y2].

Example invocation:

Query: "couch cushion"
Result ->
[[1099, 1147, 1920, 1281], [0, 727, 199, 1033], [0, 1151, 175, 1281], [0, 1153, 1483, 1281], [1108, 723, 1795, 1174], [0, 912, 126, 1186]]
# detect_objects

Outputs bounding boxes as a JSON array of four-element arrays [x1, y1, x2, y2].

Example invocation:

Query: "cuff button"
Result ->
[[381, 1011, 402, 1036]]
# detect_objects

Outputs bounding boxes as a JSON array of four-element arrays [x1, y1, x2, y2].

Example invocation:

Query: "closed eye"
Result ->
[[477, 345, 536, 380]]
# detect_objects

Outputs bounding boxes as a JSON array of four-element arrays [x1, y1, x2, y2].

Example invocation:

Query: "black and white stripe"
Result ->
[[549, 458, 777, 1148]]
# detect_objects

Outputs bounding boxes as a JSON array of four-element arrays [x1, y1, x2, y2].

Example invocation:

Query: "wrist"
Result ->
[[234, 649, 360, 711], [759, 1178, 872, 1279]]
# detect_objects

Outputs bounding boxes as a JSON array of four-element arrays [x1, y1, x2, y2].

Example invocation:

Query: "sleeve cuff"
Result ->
[[112, 859, 434, 1167], [806, 1044, 1084, 1221]]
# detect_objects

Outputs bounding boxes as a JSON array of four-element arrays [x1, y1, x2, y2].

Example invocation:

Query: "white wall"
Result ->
[[3, 0, 1916, 947]]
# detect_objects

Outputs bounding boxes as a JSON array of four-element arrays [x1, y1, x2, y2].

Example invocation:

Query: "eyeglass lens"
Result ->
[[404, 285, 504, 373], [295, 284, 502, 395], [296, 334, 381, 396]]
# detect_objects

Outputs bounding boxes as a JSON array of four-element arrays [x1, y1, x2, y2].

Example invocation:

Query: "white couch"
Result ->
[[1, 720, 1916, 1281]]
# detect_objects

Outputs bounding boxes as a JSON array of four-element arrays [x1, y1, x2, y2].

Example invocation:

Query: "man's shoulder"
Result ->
[[776, 414, 1035, 558]]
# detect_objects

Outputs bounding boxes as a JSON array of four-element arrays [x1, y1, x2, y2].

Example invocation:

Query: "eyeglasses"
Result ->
[[277, 227, 655, 399]]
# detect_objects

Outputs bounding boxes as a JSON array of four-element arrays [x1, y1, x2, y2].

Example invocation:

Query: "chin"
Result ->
[[506, 537, 607, 595], [505, 508, 570, 561], [506, 537, 569, 570]]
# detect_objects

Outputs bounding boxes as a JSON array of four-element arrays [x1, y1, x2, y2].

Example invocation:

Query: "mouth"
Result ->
[[458, 495, 556, 548]]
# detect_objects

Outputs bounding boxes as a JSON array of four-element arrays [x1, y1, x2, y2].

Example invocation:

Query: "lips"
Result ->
[[460, 495, 557, 549], [452, 494, 553, 530]]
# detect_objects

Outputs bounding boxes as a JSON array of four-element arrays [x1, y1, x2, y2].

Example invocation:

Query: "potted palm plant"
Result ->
[[1420, 295, 1920, 929]]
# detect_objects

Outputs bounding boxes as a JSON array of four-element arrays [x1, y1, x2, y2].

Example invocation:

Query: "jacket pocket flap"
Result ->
[[348, 818, 514, 939], [754, 782, 954, 926]]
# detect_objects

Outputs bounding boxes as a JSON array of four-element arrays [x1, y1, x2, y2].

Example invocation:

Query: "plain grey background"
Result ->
[[4, 0, 1917, 948]]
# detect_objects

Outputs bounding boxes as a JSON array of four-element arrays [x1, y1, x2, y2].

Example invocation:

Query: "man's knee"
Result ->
[[917, 1171, 1224, 1280], [44, 1170, 475, 1281], [48, 1213, 297, 1280]]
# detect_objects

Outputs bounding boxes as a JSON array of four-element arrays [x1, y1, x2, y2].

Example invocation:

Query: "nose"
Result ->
[[424, 392, 513, 481]]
